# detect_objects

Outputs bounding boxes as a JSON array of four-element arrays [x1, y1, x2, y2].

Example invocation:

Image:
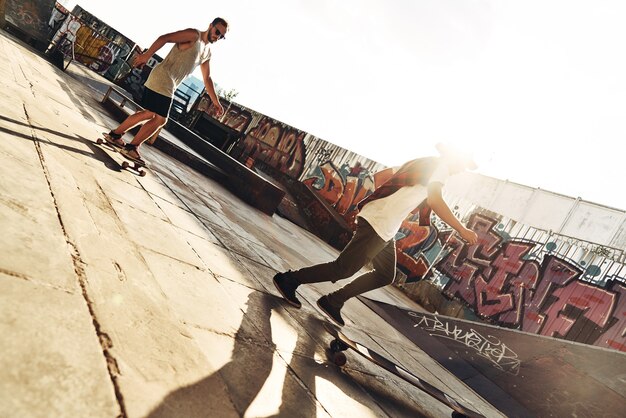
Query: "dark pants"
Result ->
[[288, 218, 397, 305]]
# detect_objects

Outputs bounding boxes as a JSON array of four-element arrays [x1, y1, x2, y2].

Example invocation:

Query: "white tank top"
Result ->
[[145, 32, 211, 97]]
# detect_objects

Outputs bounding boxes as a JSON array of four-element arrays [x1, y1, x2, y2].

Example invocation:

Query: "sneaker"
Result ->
[[317, 295, 345, 326], [103, 131, 125, 147], [273, 272, 301, 308], [120, 144, 142, 161]]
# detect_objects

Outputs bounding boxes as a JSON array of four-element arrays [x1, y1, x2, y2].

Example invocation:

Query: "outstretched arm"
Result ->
[[200, 59, 224, 116], [133, 28, 200, 68], [427, 182, 478, 244]]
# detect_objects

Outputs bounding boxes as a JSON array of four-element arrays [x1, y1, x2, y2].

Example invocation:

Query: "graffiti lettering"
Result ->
[[303, 162, 394, 219], [409, 312, 521, 375], [594, 281, 626, 351], [221, 106, 252, 133], [416, 213, 626, 352], [237, 116, 306, 177]]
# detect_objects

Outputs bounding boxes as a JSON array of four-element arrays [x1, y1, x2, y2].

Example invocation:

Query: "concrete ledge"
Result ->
[[253, 160, 353, 250], [165, 120, 285, 216], [100, 87, 285, 216]]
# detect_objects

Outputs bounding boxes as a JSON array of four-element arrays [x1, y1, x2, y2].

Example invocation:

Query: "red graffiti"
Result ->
[[539, 281, 615, 338], [305, 164, 394, 221], [594, 282, 626, 351], [433, 213, 626, 352], [397, 221, 433, 251], [221, 106, 252, 133], [520, 256, 581, 334], [398, 252, 431, 279], [238, 116, 306, 178], [475, 241, 535, 318], [303, 162, 345, 206]]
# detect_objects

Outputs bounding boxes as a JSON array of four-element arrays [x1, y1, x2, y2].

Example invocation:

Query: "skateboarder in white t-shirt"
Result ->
[[274, 144, 479, 326]]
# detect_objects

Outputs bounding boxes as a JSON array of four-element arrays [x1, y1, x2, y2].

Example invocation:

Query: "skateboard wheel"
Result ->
[[96, 138, 103, 144], [139, 170, 146, 177], [330, 339, 348, 352], [121, 161, 130, 169], [332, 352, 347, 367]]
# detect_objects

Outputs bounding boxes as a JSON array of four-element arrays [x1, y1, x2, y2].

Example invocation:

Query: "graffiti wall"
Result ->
[[4, 0, 56, 43], [239, 116, 308, 178], [50, 8, 140, 78], [363, 297, 626, 418], [47, 7, 159, 101], [116, 53, 161, 102], [190, 97, 384, 181], [400, 211, 626, 351], [302, 161, 391, 227], [191, 99, 310, 178], [302, 161, 626, 352]]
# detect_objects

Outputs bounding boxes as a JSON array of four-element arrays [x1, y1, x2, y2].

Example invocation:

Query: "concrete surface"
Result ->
[[0, 30, 503, 418]]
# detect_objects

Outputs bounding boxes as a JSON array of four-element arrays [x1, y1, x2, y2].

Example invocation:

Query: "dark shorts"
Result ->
[[141, 87, 172, 118]]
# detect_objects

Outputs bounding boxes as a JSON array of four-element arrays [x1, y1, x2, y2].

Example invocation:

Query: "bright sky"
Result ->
[[64, 0, 626, 210]]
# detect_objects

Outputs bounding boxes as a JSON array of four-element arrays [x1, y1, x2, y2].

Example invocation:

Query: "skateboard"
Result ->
[[96, 133, 147, 176], [324, 323, 485, 418]]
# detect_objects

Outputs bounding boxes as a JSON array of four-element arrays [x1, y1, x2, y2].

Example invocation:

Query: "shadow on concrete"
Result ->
[[144, 291, 413, 417], [0, 114, 92, 144], [145, 291, 285, 417], [283, 314, 430, 418], [0, 114, 123, 173]]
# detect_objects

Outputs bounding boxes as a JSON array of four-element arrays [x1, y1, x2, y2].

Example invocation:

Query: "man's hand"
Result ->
[[132, 52, 150, 68], [213, 101, 224, 117], [459, 227, 478, 245]]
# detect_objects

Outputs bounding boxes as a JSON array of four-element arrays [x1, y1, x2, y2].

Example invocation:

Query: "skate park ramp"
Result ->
[[361, 296, 626, 418]]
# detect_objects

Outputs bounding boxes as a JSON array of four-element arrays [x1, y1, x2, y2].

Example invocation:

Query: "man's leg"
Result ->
[[292, 220, 387, 284], [318, 239, 396, 325], [129, 114, 166, 147], [112, 110, 155, 135], [147, 127, 162, 145], [328, 239, 396, 303], [105, 110, 155, 146], [119, 114, 166, 160], [273, 219, 388, 307]]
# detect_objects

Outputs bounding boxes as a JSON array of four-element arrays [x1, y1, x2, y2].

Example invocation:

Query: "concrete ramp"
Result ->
[[361, 296, 626, 418]]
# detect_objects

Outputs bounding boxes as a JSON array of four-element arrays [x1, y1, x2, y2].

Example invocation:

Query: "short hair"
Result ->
[[212, 17, 228, 30]]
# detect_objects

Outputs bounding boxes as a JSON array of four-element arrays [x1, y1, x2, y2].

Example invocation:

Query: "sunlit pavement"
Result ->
[[0, 30, 502, 418]]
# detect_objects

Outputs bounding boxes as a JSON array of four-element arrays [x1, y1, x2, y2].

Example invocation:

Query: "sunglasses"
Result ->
[[215, 27, 225, 40]]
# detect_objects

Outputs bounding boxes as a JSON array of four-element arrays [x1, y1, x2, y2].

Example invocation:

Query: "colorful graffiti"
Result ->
[[48, 11, 140, 82], [412, 213, 626, 351], [302, 162, 626, 352], [237, 116, 307, 178], [116, 55, 161, 101], [303, 160, 394, 227], [220, 103, 253, 133]]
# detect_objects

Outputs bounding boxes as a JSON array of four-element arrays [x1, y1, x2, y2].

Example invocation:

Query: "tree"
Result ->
[[216, 87, 239, 123]]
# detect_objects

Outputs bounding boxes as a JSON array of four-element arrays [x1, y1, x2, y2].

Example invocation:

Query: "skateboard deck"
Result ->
[[323, 323, 485, 418], [96, 133, 147, 176]]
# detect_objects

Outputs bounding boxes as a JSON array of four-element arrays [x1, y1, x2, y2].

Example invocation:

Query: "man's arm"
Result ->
[[133, 28, 200, 68], [200, 59, 224, 117], [426, 182, 478, 244]]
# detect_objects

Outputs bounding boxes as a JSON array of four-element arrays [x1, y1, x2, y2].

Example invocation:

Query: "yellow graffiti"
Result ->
[[74, 26, 108, 65]]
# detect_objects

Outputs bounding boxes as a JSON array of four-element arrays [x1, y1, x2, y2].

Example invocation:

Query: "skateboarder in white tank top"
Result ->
[[105, 17, 228, 160]]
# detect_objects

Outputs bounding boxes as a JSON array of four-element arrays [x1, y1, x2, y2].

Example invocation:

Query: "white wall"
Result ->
[[445, 172, 626, 251]]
